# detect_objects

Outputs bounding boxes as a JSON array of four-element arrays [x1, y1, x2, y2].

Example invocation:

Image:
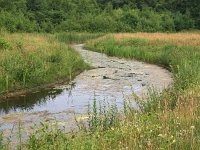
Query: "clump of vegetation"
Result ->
[[0, 0, 199, 33], [0, 37, 12, 50], [54, 32, 104, 44], [0, 33, 92, 94]]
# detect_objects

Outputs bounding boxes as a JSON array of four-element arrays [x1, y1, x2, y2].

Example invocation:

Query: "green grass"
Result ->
[[85, 35, 200, 91], [0, 32, 99, 95], [1, 33, 200, 149], [53, 32, 104, 44], [84, 34, 200, 149]]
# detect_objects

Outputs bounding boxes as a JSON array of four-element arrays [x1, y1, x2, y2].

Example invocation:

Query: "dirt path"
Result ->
[[0, 44, 173, 145]]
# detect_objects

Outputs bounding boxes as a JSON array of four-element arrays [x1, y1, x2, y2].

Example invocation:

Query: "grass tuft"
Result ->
[[0, 33, 98, 95]]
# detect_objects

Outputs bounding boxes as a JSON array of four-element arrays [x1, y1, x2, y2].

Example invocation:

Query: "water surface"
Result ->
[[0, 44, 172, 138]]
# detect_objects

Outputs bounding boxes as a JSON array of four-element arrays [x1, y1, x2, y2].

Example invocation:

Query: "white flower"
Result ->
[[190, 126, 195, 129], [158, 134, 163, 137]]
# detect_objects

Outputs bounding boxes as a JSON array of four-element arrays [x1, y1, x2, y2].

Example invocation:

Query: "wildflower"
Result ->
[[190, 126, 195, 129], [158, 134, 163, 138], [172, 139, 176, 144]]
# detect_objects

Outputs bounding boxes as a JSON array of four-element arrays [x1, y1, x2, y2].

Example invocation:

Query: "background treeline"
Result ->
[[0, 0, 199, 33]]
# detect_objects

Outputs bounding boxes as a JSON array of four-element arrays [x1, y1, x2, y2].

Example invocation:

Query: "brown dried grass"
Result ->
[[3, 33, 51, 52], [114, 32, 200, 46]]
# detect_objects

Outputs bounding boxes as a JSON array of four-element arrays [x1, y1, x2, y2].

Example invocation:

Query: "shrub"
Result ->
[[136, 9, 164, 32], [161, 12, 175, 32], [173, 12, 195, 31], [120, 10, 139, 31], [0, 37, 11, 50], [0, 11, 37, 32]]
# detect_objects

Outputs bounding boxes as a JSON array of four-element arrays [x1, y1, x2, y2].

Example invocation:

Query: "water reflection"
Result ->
[[0, 82, 76, 116]]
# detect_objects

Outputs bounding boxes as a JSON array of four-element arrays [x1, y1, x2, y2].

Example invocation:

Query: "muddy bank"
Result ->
[[0, 70, 83, 100], [0, 44, 173, 144]]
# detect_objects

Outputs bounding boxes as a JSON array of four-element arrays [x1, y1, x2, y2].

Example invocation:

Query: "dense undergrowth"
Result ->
[[0, 0, 199, 33], [0, 32, 102, 95], [54, 32, 104, 44], [1, 32, 200, 149]]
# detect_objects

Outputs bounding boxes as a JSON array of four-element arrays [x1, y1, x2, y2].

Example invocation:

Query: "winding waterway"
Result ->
[[0, 44, 172, 142]]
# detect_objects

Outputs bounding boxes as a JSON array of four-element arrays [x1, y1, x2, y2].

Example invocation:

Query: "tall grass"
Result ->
[[1, 32, 200, 149], [0, 33, 90, 95], [86, 34, 200, 91], [84, 33, 200, 148], [54, 32, 104, 44], [6, 90, 198, 149]]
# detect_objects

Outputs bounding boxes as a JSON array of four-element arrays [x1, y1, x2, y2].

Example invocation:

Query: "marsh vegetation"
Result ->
[[0, 0, 200, 149], [0, 32, 199, 149], [0, 32, 104, 96]]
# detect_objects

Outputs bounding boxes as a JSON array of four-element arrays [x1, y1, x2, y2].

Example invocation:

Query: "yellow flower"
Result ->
[[172, 139, 176, 144]]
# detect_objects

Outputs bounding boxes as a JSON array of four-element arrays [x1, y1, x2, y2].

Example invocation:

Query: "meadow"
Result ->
[[1, 32, 200, 149]]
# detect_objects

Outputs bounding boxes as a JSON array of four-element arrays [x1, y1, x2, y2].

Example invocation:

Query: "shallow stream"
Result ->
[[0, 44, 172, 141]]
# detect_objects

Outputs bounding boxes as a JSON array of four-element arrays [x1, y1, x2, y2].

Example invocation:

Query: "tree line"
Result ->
[[0, 0, 199, 32]]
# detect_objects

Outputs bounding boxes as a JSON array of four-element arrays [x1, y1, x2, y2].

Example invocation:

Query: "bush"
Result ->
[[120, 10, 139, 31], [56, 20, 82, 32], [0, 11, 37, 32], [136, 9, 164, 32], [87, 15, 118, 32], [173, 12, 195, 31], [161, 12, 175, 32], [0, 37, 12, 50]]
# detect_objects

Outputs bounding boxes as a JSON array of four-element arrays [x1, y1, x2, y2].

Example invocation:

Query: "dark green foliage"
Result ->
[[0, 0, 199, 32], [173, 12, 195, 31]]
